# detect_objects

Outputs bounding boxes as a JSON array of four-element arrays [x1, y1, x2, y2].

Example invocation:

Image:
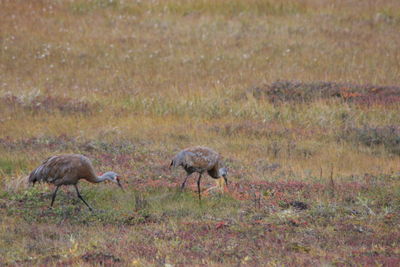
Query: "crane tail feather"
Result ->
[[28, 165, 45, 184]]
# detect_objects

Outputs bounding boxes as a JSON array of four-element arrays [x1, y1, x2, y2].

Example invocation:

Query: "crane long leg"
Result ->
[[50, 185, 60, 207], [197, 173, 202, 201], [181, 173, 191, 189], [74, 185, 93, 211]]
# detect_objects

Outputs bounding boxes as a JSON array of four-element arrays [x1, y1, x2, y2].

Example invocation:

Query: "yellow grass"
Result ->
[[0, 1, 400, 263]]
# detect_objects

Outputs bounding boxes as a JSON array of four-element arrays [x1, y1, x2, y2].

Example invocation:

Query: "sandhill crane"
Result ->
[[170, 146, 228, 200], [29, 154, 123, 211]]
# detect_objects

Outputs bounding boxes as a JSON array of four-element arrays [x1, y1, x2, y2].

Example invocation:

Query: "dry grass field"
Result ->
[[1, 0, 400, 265]]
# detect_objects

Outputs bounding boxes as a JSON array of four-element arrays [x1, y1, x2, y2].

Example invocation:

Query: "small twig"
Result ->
[[134, 194, 148, 212], [363, 203, 376, 216], [252, 188, 261, 211], [57, 211, 68, 226], [329, 165, 335, 198]]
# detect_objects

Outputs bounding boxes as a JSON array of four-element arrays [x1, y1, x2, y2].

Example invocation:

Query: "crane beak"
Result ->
[[116, 177, 125, 191], [223, 176, 228, 187]]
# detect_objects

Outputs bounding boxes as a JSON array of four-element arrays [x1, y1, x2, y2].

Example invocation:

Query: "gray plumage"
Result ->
[[170, 146, 228, 200], [29, 154, 123, 210]]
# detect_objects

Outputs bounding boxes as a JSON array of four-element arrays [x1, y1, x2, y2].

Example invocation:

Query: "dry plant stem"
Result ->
[[330, 165, 335, 198]]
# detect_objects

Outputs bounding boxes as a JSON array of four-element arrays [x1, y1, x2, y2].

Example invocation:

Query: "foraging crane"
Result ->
[[28, 154, 123, 211], [170, 146, 228, 200]]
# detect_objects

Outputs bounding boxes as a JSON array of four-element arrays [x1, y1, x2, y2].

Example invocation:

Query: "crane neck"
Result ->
[[93, 175, 109, 183]]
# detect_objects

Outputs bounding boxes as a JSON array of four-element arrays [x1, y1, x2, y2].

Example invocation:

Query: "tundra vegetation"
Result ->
[[1, 0, 399, 265]]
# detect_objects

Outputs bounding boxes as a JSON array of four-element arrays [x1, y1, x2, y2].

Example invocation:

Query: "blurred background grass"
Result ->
[[1, 0, 399, 178]]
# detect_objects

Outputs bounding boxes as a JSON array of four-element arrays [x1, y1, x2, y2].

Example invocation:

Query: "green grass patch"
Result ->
[[69, 0, 119, 15], [3, 186, 241, 225], [0, 158, 28, 176]]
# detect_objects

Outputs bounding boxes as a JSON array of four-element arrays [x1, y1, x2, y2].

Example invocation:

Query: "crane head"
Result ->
[[103, 171, 124, 191], [219, 167, 228, 186]]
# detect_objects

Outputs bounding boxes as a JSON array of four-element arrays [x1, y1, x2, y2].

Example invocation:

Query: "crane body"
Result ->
[[170, 146, 228, 200], [29, 154, 123, 210]]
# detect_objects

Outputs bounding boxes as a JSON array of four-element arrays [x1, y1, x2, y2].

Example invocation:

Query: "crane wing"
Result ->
[[184, 147, 220, 170], [29, 155, 83, 185]]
